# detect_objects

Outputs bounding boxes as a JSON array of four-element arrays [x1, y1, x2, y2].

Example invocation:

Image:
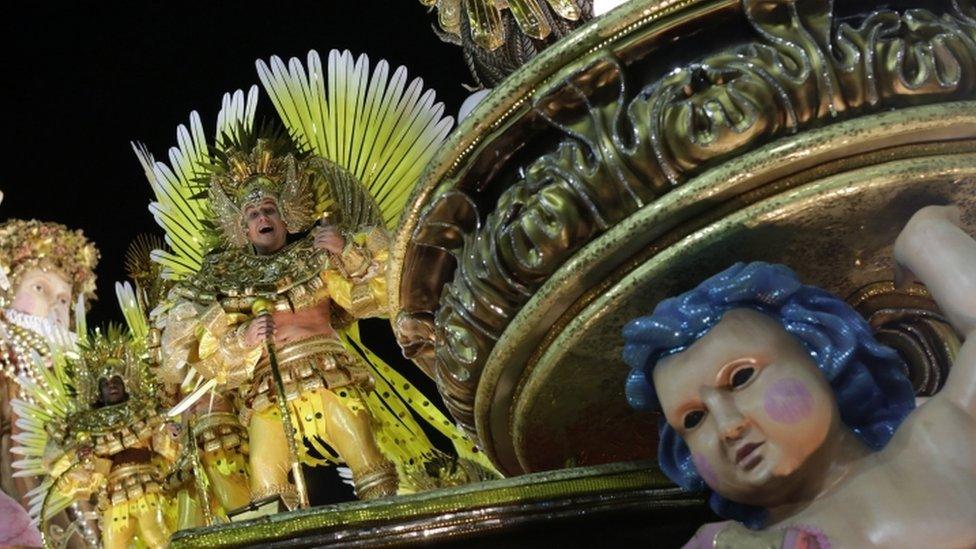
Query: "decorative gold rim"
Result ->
[[389, 0, 733, 316], [391, 0, 976, 473], [172, 460, 677, 547], [473, 102, 976, 473], [510, 148, 976, 471]]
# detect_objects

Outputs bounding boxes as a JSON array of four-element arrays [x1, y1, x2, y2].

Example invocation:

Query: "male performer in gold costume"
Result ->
[[159, 137, 401, 505], [143, 60, 494, 512], [13, 331, 178, 549]]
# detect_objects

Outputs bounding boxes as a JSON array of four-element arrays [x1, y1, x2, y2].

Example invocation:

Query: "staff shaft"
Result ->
[[254, 304, 310, 509]]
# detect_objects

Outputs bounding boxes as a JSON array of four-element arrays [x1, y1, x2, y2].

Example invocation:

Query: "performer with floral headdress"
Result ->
[[0, 217, 99, 419], [0, 206, 100, 546], [139, 51, 495, 513], [0, 191, 45, 548]]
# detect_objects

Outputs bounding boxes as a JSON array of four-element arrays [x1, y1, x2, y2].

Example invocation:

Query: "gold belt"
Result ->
[[105, 463, 161, 507], [255, 335, 347, 367], [92, 414, 162, 457], [241, 336, 372, 423], [192, 411, 247, 453]]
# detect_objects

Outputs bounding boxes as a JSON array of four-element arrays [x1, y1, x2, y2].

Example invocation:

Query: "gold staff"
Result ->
[[188, 418, 216, 525], [251, 298, 310, 509]]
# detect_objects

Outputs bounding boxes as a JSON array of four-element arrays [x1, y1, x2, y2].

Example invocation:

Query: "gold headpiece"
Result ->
[[208, 137, 315, 248], [0, 219, 99, 305], [69, 327, 154, 409]]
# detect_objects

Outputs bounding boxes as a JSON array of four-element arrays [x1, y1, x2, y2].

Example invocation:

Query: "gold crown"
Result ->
[[70, 326, 155, 408], [0, 219, 99, 304], [208, 137, 315, 248]]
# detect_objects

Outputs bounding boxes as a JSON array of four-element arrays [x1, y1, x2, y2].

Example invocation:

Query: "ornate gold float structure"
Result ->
[[392, 0, 975, 477], [170, 0, 974, 545]]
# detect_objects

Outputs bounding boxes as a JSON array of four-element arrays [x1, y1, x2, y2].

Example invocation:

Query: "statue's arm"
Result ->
[[894, 205, 976, 416]]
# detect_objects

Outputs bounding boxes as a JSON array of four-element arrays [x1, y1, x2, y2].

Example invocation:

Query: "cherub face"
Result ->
[[11, 268, 73, 327], [244, 197, 287, 254], [653, 309, 840, 508]]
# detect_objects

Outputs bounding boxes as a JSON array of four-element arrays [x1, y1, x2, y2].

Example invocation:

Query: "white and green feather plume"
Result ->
[[256, 49, 454, 228], [115, 281, 148, 344], [134, 86, 260, 280], [10, 341, 81, 522]]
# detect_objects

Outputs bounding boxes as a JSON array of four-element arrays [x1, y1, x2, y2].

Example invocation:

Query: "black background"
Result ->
[[3, 1, 470, 327], [4, 1, 472, 505]]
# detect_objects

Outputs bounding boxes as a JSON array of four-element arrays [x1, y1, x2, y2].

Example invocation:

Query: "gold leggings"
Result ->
[[248, 387, 389, 501], [201, 448, 251, 512], [101, 494, 171, 549]]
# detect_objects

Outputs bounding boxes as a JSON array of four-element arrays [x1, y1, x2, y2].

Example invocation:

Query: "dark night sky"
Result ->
[[3, 1, 470, 328]]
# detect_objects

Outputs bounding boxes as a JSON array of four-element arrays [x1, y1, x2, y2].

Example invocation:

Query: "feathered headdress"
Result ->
[[203, 126, 315, 247], [67, 325, 155, 409], [136, 51, 454, 281]]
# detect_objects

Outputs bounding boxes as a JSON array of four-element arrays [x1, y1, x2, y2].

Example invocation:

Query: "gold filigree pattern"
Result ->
[[403, 0, 976, 438], [174, 236, 329, 312], [422, 0, 595, 86]]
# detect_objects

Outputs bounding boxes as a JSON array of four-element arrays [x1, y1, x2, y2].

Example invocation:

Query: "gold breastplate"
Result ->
[[66, 403, 162, 458], [176, 236, 332, 313]]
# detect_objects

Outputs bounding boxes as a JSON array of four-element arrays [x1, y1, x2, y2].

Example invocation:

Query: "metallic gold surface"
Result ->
[[848, 281, 961, 396], [392, 0, 976, 474], [515, 152, 976, 472], [422, 0, 594, 86], [171, 460, 700, 547], [501, 107, 976, 473], [391, 0, 733, 312]]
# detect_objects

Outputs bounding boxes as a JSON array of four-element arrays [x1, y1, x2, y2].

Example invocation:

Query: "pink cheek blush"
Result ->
[[692, 453, 719, 489], [12, 294, 36, 313], [764, 377, 814, 424]]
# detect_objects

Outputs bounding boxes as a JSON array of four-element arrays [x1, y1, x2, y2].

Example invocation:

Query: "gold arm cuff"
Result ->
[[353, 460, 398, 500], [348, 283, 380, 318]]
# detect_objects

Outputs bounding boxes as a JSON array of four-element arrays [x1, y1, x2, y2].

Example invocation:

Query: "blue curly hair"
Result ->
[[622, 262, 916, 527]]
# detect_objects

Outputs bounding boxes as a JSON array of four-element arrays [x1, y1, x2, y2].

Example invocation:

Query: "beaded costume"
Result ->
[[0, 217, 99, 547], [11, 318, 180, 549], [137, 50, 495, 514]]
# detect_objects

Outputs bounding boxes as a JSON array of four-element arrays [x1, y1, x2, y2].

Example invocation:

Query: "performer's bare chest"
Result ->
[[271, 301, 336, 344]]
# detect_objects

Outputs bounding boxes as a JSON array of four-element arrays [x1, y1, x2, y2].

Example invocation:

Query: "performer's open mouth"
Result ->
[[259, 226, 274, 234]]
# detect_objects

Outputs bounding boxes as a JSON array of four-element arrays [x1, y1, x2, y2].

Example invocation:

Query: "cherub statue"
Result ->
[[139, 51, 494, 512], [12, 327, 181, 549], [623, 205, 975, 547]]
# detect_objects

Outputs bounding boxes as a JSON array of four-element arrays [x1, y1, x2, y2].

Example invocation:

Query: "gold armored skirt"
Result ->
[[103, 463, 164, 509], [240, 335, 373, 426]]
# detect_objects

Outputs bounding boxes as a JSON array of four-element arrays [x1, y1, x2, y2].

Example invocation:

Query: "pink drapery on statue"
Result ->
[[0, 489, 42, 548]]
